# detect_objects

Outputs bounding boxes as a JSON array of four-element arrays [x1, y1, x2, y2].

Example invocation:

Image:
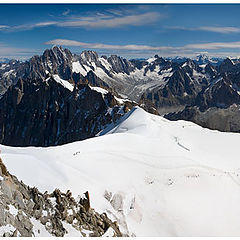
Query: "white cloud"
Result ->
[[3, 39, 240, 60], [45, 39, 173, 51], [44, 39, 240, 58], [4, 21, 57, 32], [46, 39, 240, 51], [169, 26, 240, 34], [0, 43, 37, 58], [0, 25, 8, 30], [106, 9, 124, 16], [199, 26, 240, 34], [0, 11, 161, 32], [34, 21, 57, 27], [57, 12, 161, 28], [184, 41, 240, 49]]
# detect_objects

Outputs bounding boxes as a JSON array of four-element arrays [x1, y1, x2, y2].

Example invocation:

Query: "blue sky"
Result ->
[[1, 4, 240, 59]]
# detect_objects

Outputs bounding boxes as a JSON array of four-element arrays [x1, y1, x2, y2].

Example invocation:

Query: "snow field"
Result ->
[[1, 107, 240, 236]]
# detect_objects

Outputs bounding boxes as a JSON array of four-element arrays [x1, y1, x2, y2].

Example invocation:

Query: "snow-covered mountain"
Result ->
[[0, 58, 11, 63], [193, 54, 223, 66], [0, 47, 174, 100], [1, 106, 240, 236], [167, 54, 223, 66], [165, 59, 240, 131], [140, 58, 218, 114], [50, 48, 175, 101], [0, 47, 228, 111], [0, 47, 189, 103], [2, 46, 240, 134], [0, 60, 21, 96]]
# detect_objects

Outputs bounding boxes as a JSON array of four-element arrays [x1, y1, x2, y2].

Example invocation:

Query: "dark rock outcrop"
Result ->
[[0, 158, 122, 237], [165, 104, 240, 133], [107, 55, 135, 75], [0, 75, 129, 147], [165, 72, 240, 132], [142, 64, 209, 112]]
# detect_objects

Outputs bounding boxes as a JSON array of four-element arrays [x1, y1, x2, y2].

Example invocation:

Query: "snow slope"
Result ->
[[52, 74, 74, 91], [1, 107, 240, 236]]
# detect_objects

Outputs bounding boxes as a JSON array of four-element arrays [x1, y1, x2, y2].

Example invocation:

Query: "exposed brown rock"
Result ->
[[0, 157, 8, 176]]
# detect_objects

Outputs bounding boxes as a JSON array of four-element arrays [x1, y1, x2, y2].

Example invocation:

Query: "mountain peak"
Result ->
[[80, 50, 99, 63]]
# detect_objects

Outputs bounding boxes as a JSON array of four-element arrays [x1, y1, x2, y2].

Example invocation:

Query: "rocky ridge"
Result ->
[[2, 47, 240, 134], [165, 60, 240, 132], [140, 59, 218, 114], [0, 72, 137, 147], [165, 104, 240, 133], [0, 47, 224, 114], [0, 157, 122, 237]]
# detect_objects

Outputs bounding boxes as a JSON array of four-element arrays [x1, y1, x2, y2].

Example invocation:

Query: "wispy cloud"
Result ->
[[44, 39, 173, 51], [0, 43, 37, 59], [0, 11, 162, 32], [0, 25, 9, 30], [169, 26, 240, 34], [57, 12, 160, 28], [44, 39, 240, 58], [46, 39, 240, 51], [2, 39, 240, 60], [4, 21, 57, 32], [106, 9, 124, 16], [185, 41, 240, 49], [199, 26, 240, 34], [34, 21, 57, 27]]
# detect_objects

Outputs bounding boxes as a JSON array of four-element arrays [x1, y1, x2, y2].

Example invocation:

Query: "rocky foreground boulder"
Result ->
[[0, 158, 122, 237]]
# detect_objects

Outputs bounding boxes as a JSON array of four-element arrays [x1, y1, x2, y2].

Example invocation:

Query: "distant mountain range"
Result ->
[[1, 46, 240, 146], [0, 58, 11, 63], [166, 54, 224, 66]]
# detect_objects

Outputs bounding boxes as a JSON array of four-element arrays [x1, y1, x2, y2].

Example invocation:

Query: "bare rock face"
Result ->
[[142, 60, 215, 113], [0, 74, 130, 147], [194, 77, 240, 111], [165, 104, 240, 133], [107, 55, 135, 74], [0, 158, 122, 237], [0, 47, 139, 147], [0, 47, 74, 98], [83, 71, 109, 88], [165, 71, 240, 132], [0, 60, 22, 97], [218, 58, 239, 73]]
